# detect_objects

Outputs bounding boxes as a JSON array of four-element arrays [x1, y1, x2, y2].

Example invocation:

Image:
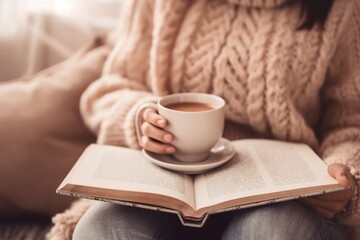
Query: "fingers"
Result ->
[[316, 190, 352, 203], [327, 164, 355, 200], [299, 198, 338, 219], [141, 136, 175, 154], [328, 164, 350, 187], [141, 122, 173, 143], [140, 108, 175, 154], [300, 196, 346, 214], [299, 185, 353, 219], [311, 206, 336, 219], [143, 108, 167, 128]]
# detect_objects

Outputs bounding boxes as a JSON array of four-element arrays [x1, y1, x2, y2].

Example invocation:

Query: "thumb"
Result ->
[[328, 164, 350, 187]]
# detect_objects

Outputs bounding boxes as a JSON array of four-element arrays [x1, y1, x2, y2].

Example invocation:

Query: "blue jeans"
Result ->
[[73, 201, 349, 240]]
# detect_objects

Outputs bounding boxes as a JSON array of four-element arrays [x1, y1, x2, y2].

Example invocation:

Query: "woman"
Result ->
[[72, 0, 360, 239]]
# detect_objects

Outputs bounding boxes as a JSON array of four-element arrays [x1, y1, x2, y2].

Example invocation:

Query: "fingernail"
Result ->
[[164, 134, 172, 142], [157, 119, 166, 127], [166, 147, 175, 153]]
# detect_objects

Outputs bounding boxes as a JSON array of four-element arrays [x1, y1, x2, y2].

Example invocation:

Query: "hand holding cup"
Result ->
[[135, 93, 225, 163], [138, 108, 176, 154]]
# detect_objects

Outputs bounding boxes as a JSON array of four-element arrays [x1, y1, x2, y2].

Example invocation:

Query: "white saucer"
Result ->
[[142, 138, 235, 174]]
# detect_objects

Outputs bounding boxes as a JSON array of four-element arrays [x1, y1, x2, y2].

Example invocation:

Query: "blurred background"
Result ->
[[0, 0, 122, 82], [0, 1, 123, 238]]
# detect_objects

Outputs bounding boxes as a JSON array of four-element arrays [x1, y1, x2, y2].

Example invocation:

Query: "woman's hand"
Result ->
[[138, 108, 175, 154], [300, 164, 355, 219]]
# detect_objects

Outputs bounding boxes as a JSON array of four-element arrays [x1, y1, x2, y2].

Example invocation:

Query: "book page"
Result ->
[[193, 139, 339, 210], [62, 144, 196, 208]]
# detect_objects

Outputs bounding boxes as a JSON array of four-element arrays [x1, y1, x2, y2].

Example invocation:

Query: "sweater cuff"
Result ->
[[322, 142, 360, 175], [97, 92, 159, 149]]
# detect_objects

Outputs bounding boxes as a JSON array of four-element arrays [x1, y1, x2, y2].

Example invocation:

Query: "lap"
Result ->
[[73, 202, 230, 240], [74, 201, 349, 240], [223, 201, 349, 240], [73, 202, 178, 240]]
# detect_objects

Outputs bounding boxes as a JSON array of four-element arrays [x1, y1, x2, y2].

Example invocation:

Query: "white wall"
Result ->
[[0, 0, 122, 82]]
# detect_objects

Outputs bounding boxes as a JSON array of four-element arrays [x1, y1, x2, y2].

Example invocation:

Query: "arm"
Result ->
[[80, 0, 159, 149], [309, 0, 360, 222]]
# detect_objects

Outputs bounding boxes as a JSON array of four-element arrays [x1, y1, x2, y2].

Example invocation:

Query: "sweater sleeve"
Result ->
[[319, 0, 360, 225], [79, 0, 158, 149]]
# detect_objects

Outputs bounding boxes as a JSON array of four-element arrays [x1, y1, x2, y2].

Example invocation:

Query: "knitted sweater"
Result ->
[[79, 0, 360, 235]]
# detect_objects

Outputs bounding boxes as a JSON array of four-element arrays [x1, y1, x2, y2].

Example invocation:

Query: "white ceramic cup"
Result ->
[[135, 93, 225, 163]]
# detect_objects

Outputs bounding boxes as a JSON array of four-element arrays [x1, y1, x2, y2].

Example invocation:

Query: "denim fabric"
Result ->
[[73, 201, 349, 240], [222, 201, 349, 240]]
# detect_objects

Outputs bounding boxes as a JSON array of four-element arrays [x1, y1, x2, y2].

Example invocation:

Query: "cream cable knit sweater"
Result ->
[[79, 0, 360, 236]]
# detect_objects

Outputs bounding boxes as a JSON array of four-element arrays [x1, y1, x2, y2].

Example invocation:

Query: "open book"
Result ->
[[57, 139, 344, 227]]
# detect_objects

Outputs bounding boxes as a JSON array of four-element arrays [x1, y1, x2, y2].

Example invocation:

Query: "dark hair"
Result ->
[[298, 0, 335, 29]]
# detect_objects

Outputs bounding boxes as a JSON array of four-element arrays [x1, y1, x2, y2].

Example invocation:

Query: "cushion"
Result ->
[[0, 37, 110, 216]]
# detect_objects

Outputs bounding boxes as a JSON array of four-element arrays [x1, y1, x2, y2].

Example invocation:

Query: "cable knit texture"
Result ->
[[73, 0, 360, 239]]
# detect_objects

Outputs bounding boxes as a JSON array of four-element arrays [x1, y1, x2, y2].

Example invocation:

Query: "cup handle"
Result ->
[[135, 102, 158, 146]]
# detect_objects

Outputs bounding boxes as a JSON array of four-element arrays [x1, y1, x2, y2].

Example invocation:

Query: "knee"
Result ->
[[73, 202, 177, 240], [223, 201, 322, 240], [73, 202, 116, 240]]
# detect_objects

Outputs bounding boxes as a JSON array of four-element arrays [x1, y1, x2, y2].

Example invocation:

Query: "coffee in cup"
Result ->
[[165, 102, 214, 112], [135, 93, 225, 163]]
